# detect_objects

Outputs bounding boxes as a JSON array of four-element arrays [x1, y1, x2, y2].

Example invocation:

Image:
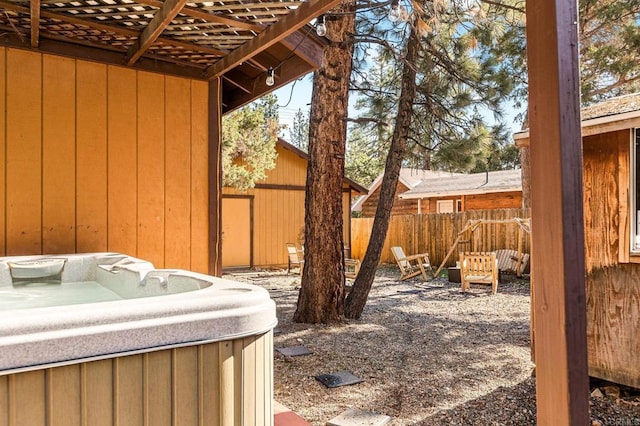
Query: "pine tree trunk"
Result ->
[[293, 1, 355, 324], [344, 19, 420, 320]]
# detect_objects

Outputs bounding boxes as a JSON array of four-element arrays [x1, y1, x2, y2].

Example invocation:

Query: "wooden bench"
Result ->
[[460, 252, 499, 294]]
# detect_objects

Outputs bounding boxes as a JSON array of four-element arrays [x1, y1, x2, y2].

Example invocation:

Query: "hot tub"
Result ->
[[0, 253, 276, 425]]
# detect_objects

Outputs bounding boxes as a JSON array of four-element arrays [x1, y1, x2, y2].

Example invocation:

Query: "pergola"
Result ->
[[0, 0, 588, 424]]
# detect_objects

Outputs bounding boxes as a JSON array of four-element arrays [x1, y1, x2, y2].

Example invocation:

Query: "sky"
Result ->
[[273, 75, 524, 142]]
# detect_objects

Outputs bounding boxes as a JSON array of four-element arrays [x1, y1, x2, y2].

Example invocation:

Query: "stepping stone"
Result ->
[[276, 345, 313, 357], [315, 371, 363, 388], [326, 408, 391, 426]]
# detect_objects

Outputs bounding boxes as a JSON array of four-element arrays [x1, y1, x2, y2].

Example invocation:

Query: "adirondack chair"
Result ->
[[390, 246, 432, 281], [286, 243, 304, 275], [344, 258, 361, 280], [495, 249, 530, 276], [460, 252, 499, 294]]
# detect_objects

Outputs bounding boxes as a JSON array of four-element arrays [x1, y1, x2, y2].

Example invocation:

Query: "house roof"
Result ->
[[276, 138, 368, 194], [514, 92, 640, 142], [399, 169, 522, 199], [351, 168, 461, 212], [1, 0, 339, 112]]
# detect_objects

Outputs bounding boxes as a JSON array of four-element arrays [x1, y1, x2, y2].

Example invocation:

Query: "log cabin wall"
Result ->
[[582, 129, 640, 388], [463, 191, 523, 210], [0, 48, 209, 273], [360, 182, 419, 217], [222, 143, 354, 267]]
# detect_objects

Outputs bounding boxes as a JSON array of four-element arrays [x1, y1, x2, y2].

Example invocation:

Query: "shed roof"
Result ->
[[276, 138, 367, 194], [351, 168, 461, 212], [1, 0, 340, 112], [399, 169, 522, 199], [514, 92, 640, 142]]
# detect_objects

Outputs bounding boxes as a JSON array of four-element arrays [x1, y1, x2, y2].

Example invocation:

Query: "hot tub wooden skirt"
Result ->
[[0, 331, 274, 426]]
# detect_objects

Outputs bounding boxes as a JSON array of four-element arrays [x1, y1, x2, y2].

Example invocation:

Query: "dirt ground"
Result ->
[[224, 267, 640, 425]]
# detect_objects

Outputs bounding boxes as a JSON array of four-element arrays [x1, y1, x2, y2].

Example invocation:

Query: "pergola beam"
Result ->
[[126, 0, 190, 65], [30, 0, 40, 48], [204, 0, 343, 79], [526, 0, 589, 424]]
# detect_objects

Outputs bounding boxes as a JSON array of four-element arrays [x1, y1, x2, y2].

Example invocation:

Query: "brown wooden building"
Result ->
[[352, 169, 460, 217], [399, 169, 523, 213], [0, 0, 343, 276], [515, 93, 640, 388], [222, 138, 366, 268]]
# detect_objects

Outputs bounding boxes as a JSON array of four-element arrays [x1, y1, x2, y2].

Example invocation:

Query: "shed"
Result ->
[[352, 168, 459, 217], [399, 169, 523, 213], [0, 0, 342, 276], [222, 138, 366, 268], [514, 92, 640, 388]]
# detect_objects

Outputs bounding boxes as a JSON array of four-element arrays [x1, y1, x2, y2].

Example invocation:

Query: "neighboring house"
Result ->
[[352, 169, 459, 217], [514, 92, 640, 388], [222, 139, 367, 269], [399, 169, 523, 213]]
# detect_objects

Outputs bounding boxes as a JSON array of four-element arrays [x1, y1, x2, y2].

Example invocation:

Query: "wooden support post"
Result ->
[[208, 78, 223, 276], [526, 0, 589, 424]]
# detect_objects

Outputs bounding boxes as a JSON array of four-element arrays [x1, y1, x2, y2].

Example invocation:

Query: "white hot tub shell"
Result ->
[[0, 252, 277, 425]]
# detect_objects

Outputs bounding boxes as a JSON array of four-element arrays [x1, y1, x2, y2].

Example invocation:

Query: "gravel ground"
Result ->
[[224, 267, 640, 425]]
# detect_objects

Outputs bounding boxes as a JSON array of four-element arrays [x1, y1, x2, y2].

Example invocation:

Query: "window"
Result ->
[[633, 128, 640, 252], [436, 200, 454, 213], [455, 199, 462, 212]]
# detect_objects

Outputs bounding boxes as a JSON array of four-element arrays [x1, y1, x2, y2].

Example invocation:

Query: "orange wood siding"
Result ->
[[361, 183, 418, 217], [461, 191, 522, 211], [222, 143, 353, 267], [0, 334, 273, 426], [0, 49, 5, 256], [0, 49, 209, 272], [583, 131, 625, 271]]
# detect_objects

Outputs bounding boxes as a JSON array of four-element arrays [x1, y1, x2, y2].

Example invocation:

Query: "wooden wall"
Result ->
[[582, 129, 640, 388], [0, 333, 273, 426], [461, 191, 522, 211], [360, 182, 419, 217], [222, 143, 354, 268], [351, 208, 531, 266], [0, 48, 209, 273]]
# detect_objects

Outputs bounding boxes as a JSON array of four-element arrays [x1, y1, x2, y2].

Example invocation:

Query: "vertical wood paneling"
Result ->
[[76, 61, 108, 253], [136, 72, 166, 267], [83, 360, 113, 426], [173, 347, 199, 425], [6, 49, 42, 255], [145, 351, 171, 426], [42, 55, 76, 254], [115, 355, 144, 426], [48, 365, 81, 426], [587, 266, 640, 388], [0, 47, 5, 256], [233, 340, 243, 425], [242, 337, 257, 426], [191, 80, 209, 273], [0, 375, 8, 426], [107, 66, 137, 256], [10, 371, 46, 425], [1, 337, 273, 426], [219, 341, 234, 426], [202, 342, 220, 426], [165, 76, 192, 269]]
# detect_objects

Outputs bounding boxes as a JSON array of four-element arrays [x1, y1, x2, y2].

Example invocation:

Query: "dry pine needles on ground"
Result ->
[[225, 267, 640, 425]]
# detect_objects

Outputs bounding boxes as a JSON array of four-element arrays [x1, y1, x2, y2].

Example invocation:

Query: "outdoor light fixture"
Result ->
[[316, 15, 327, 36], [388, 0, 401, 22], [266, 67, 275, 86]]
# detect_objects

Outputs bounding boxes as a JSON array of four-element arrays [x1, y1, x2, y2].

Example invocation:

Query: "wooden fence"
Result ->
[[351, 208, 532, 267]]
